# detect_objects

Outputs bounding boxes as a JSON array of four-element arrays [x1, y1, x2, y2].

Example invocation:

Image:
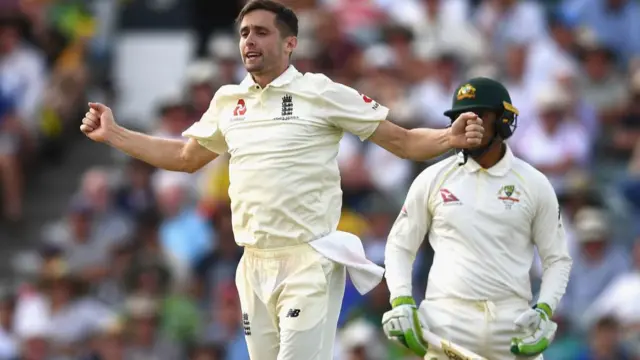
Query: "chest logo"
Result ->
[[497, 185, 520, 210], [274, 94, 298, 120], [234, 99, 247, 116], [440, 189, 462, 206]]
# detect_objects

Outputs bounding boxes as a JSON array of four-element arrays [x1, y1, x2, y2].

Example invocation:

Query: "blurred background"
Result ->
[[0, 0, 639, 359]]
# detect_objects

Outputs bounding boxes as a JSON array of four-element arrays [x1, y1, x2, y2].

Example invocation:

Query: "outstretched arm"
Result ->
[[368, 113, 483, 162], [319, 80, 483, 162], [108, 128, 217, 173], [82, 102, 218, 173], [368, 120, 450, 161]]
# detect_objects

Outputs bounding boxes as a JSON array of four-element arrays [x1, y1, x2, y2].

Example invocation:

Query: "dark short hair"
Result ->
[[236, 0, 299, 37], [594, 316, 619, 331]]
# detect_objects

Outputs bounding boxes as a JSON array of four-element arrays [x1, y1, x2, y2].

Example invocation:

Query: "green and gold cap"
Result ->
[[444, 77, 513, 119]]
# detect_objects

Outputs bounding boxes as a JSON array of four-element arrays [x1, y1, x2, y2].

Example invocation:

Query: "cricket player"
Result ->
[[382, 78, 573, 360], [79, 1, 484, 359]]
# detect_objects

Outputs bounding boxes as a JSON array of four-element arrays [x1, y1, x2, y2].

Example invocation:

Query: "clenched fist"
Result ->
[[80, 102, 118, 143], [448, 112, 484, 149]]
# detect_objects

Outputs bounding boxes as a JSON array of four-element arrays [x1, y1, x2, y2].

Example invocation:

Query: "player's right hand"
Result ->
[[449, 112, 484, 149], [382, 296, 428, 357], [80, 102, 117, 143]]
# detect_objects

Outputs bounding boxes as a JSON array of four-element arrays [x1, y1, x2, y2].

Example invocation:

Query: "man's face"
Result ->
[[607, 0, 626, 9], [0, 26, 19, 54], [539, 108, 565, 132], [584, 50, 611, 80], [436, 57, 456, 84], [239, 10, 294, 74], [162, 106, 190, 135], [505, 45, 527, 79], [582, 240, 607, 260], [69, 212, 91, 241]]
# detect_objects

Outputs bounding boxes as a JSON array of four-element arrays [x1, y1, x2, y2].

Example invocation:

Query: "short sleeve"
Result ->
[[182, 95, 229, 154], [321, 80, 389, 141]]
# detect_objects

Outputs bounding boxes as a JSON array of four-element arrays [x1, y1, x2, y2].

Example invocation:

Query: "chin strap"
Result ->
[[457, 135, 498, 166]]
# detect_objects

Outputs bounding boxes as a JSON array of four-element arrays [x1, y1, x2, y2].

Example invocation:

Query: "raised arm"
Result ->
[[81, 102, 219, 173], [108, 128, 217, 173], [320, 79, 483, 161]]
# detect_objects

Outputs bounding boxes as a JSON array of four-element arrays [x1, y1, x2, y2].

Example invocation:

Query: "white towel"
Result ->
[[309, 231, 385, 294]]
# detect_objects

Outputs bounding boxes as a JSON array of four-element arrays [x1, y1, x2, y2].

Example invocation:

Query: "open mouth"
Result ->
[[245, 52, 261, 60]]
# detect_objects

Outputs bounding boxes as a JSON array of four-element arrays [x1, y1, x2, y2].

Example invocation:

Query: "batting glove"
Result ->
[[510, 303, 557, 357], [382, 296, 428, 357]]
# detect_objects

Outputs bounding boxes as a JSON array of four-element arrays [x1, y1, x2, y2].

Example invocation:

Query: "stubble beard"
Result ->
[[244, 56, 267, 74]]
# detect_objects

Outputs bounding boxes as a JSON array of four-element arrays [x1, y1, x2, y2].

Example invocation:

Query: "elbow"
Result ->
[[183, 166, 199, 174], [178, 151, 199, 174], [181, 159, 201, 174], [543, 254, 573, 274]]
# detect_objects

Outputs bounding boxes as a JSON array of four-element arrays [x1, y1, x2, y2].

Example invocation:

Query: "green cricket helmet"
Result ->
[[444, 77, 519, 140]]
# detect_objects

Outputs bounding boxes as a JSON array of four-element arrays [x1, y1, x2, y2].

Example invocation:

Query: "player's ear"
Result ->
[[285, 36, 297, 55]]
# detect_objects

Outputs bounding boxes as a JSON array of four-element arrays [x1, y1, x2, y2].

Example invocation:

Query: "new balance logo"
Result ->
[[242, 312, 251, 335], [440, 189, 461, 205], [281, 94, 293, 116], [286, 309, 301, 318]]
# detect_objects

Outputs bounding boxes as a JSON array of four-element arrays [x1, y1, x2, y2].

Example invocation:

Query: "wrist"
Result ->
[[444, 127, 454, 149], [391, 296, 416, 308], [534, 303, 553, 318], [106, 124, 125, 146]]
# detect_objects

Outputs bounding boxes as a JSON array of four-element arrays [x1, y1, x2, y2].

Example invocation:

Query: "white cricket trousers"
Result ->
[[419, 298, 544, 360], [236, 244, 346, 360]]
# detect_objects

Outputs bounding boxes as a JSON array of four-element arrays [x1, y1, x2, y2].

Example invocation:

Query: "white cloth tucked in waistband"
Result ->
[[309, 231, 385, 295]]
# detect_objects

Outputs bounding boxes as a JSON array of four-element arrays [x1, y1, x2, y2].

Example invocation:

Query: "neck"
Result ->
[[474, 142, 506, 169], [251, 63, 290, 88]]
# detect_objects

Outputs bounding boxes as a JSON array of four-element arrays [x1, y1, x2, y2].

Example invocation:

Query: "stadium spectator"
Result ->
[[0, 76, 25, 222], [560, 207, 631, 328], [576, 316, 634, 360], [511, 81, 591, 192], [581, 237, 640, 331], [122, 295, 185, 359], [0, 16, 45, 129]]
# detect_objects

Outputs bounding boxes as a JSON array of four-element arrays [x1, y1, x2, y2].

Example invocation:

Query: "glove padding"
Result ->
[[510, 304, 557, 357], [382, 297, 428, 357]]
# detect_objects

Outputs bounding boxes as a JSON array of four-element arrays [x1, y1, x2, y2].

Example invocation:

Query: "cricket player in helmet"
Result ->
[[382, 77, 572, 360], [443, 77, 519, 165]]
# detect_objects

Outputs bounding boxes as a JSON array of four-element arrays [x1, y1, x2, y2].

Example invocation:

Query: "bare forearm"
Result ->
[[404, 127, 452, 161], [368, 121, 453, 161], [107, 126, 186, 171]]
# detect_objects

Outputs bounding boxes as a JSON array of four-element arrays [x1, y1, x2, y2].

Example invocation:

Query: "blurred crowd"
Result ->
[[0, 0, 640, 359]]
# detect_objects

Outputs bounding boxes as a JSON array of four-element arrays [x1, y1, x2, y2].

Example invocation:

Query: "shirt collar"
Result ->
[[462, 144, 514, 177], [239, 65, 301, 90]]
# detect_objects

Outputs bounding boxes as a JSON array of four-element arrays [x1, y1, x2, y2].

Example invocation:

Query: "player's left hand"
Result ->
[[449, 112, 484, 149], [510, 304, 557, 357]]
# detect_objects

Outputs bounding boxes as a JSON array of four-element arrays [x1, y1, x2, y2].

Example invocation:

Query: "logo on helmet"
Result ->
[[456, 84, 476, 100]]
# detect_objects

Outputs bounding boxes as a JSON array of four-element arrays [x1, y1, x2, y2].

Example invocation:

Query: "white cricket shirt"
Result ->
[[183, 66, 390, 249], [384, 146, 572, 311]]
